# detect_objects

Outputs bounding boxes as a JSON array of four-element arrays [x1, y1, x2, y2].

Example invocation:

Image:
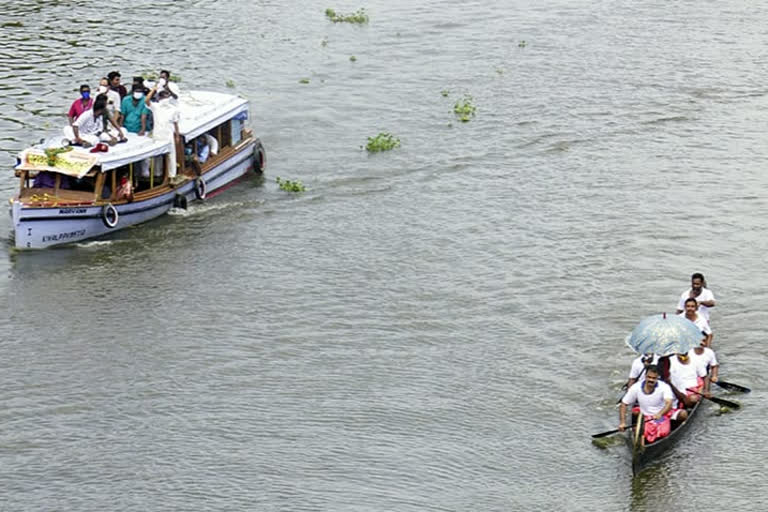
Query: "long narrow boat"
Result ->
[[8, 90, 266, 249], [626, 397, 702, 475]]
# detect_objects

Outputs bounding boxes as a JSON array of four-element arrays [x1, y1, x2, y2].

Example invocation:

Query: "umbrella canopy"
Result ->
[[625, 313, 704, 356]]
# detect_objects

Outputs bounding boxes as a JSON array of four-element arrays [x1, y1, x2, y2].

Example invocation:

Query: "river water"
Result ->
[[1, 0, 767, 510]]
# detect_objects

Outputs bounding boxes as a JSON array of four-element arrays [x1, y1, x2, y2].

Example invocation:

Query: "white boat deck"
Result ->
[[18, 90, 249, 172]]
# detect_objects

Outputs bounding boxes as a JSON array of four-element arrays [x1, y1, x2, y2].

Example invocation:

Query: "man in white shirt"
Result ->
[[145, 85, 181, 177], [678, 297, 713, 347], [669, 352, 709, 407], [675, 272, 716, 322], [626, 353, 659, 389], [62, 95, 126, 147], [689, 344, 719, 383], [619, 365, 687, 444]]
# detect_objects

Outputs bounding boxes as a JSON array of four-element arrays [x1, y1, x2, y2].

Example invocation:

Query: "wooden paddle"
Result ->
[[714, 380, 751, 393], [690, 390, 741, 409], [592, 427, 630, 439], [592, 419, 646, 439]]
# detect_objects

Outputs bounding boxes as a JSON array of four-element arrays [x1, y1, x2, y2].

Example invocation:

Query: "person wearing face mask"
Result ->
[[62, 94, 125, 147], [145, 84, 180, 177], [67, 84, 93, 125], [119, 84, 149, 136], [98, 77, 122, 120]]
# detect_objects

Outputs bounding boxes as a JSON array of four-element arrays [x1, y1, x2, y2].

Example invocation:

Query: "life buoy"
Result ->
[[102, 203, 118, 228], [195, 177, 207, 200], [254, 140, 266, 172]]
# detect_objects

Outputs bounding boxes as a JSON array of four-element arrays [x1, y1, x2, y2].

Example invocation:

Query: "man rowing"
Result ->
[[689, 343, 719, 384], [669, 352, 709, 407], [619, 365, 688, 444], [626, 353, 659, 389], [676, 272, 716, 323], [678, 297, 713, 347]]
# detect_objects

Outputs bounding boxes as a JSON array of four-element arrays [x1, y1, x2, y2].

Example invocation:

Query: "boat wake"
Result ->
[[75, 240, 115, 249]]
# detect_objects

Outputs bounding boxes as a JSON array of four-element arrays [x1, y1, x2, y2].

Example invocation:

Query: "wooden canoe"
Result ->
[[626, 398, 702, 476]]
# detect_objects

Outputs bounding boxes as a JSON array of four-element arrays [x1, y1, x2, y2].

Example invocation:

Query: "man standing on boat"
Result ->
[[145, 84, 180, 177], [675, 273, 716, 322], [619, 365, 686, 443], [678, 297, 713, 347]]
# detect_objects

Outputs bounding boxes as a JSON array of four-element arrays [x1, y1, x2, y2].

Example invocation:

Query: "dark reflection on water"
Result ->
[[1, 0, 767, 510]]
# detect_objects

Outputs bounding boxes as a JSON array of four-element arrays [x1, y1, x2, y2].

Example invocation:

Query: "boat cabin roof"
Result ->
[[16, 90, 248, 174]]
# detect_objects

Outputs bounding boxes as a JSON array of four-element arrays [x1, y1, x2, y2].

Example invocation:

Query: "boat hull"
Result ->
[[626, 399, 701, 475], [10, 140, 258, 249]]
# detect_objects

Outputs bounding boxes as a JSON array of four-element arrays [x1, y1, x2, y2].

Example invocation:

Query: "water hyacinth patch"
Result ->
[[226, 80, 236, 88], [365, 132, 400, 152], [453, 95, 476, 122], [299, 78, 310, 84], [276, 177, 306, 192], [325, 8, 369, 24]]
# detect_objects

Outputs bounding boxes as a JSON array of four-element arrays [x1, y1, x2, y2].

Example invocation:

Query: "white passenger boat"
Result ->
[[8, 90, 266, 249]]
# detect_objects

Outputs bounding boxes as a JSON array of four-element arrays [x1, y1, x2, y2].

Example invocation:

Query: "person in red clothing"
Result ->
[[67, 84, 93, 125]]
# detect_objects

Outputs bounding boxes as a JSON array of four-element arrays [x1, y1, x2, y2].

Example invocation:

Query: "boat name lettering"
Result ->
[[58, 208, 87, 215], [42, 229, 86, 242]]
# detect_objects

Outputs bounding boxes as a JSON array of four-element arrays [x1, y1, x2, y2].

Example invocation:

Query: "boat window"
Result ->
[[133, 155, 167, 193]]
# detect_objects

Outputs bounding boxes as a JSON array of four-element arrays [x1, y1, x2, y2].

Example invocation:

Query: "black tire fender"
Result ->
[[254, 140, 266, 172]]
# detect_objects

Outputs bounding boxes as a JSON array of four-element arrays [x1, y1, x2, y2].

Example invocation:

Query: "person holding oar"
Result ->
[[626, 353, 659, 389], [679, 297, 713, 347], [675, 272, 716, 323], [619, 365, 687, 444], [669, 352, 709, 407]]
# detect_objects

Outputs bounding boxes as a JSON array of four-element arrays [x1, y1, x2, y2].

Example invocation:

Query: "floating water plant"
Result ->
[[226, 80, 236, 88], [349, 55, 357, 62], [518, 40, 527, 48], [321, 37, 328, 47], [453, 95, 476, 122], [325, 8, 369, 24], [440, 90, 449, 97], [141, 71, 182, 82], [365, 132, 400, 152], [276, 177, 306, 192], [2, 21, 23, 28], [299, 78, 310, 84]]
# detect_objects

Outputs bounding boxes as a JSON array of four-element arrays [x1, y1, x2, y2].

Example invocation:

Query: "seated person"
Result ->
[[196, 134, 210, 164], [33, 171, 56, 188], [116, 173, 133, 201], [119, 84, 149, 135], [68, 84, 92, 124], [62, 95, 126, 147]]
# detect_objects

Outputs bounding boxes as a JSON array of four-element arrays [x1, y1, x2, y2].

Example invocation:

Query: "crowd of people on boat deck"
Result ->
[[618, 272, 719, 444], [63, 69, 181, 150]]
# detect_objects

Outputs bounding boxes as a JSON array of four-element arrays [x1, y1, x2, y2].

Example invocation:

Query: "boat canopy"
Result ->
[[178, 90, 249, 140]]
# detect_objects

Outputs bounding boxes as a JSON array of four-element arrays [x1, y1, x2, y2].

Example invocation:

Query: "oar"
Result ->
[[690, 390, 741, 409], [592, 419, 648, 439], [714, 380, 751, 393], [592, 426, 634, 439]]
